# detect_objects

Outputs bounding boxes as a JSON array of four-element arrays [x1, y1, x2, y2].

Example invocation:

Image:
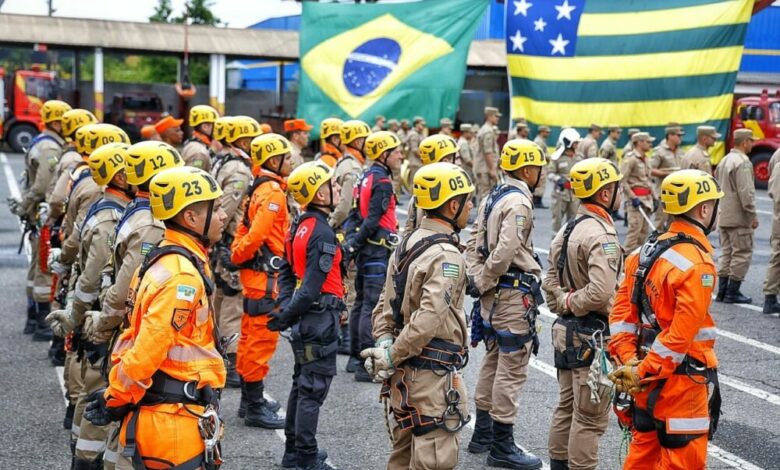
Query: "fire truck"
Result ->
[[726, 89, 780, 190], [0, 66, 59, 152]]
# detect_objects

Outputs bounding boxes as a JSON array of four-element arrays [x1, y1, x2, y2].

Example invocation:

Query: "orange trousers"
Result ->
[[236, 313, 280, 382], [623, 430, 708, 470]]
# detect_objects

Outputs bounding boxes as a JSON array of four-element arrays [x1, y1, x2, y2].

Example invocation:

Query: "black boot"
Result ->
[[63, 403, 75, 430], [763, 295, 780, 314], [612, 210, 624, 221], [533, 196, 546, 209], [487, 421, 542, 469], [354, 362, 373, 383], [32, 302, 53, 341], [468, 409, 494, 453], [337, 324, 351, 355], [550, 459, 569, 470], [724, 280, 752, 304], [23, 297, 37, 334], [282, 446, 328, 469], [225, 353, 241, 388], [238, 378, 247, 418], [346, 356, 361, 373], [72, 457, 102, 470], [244, 380, 285, 429], [716, 277, 729, 302], [295, 452, 335, 470], [49, 336, 66, 366]]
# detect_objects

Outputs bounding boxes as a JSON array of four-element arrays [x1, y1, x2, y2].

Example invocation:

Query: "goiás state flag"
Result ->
[[298, 0, 489, 136]]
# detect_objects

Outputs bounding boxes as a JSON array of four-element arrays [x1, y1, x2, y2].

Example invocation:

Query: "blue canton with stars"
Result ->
[[505, 0, 586, 57]]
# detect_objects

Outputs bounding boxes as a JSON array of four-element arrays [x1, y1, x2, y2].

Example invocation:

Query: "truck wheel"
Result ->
[[752, 151, 771, 190], [8, 124, 39, 153]]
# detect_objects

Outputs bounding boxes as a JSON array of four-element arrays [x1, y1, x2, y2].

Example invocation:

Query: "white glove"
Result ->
[[543, 286, 571, 315], [7, 197, 22, 216], [375, 334, 394, 349], [48, 248, 62, 268], [46, 307, 76, 337], [360, 347, 395, 381]]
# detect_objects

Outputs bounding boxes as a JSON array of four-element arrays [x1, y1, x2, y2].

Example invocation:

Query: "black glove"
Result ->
[[342, 238, 359, 261], [267, 310, 294, 332], [84, 388, 133, 426], [631, 197, 642, 208], [466, 276, 481, 298], [652, 198, 660, 213], [555, 178, 566, 191]]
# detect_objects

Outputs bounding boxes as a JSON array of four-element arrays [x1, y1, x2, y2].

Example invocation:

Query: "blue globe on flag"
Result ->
[[343, 38, 401, 97]]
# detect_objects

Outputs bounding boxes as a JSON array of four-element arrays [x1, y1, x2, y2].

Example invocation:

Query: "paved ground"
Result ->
[[0, 150, 778, 469]]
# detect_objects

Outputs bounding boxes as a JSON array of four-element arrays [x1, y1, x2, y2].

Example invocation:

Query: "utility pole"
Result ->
[[47, 0, 55, 16]]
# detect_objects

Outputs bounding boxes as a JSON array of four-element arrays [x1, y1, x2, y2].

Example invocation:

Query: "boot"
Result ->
[[724, 280, 752, 304], [295, 452, 335, 470], [282, 445, 328, 469], [337, 324, 351, 355], [716, 277, 729, 302], [763, 295, 780, 314], [612, 210, 624, 222], [32, 302, 53, 341], [354, 363, 373, 383], [238, 379, 247, 418], [244, 380, 285, 429], [532, 196, 546, 209], [468, 409, 494, 454], [63, 403, 75, 430], [346, 356, 361, 373], [72, 458, 102, 470], [487, 421, 543, 470], [50, 336, 66, 366], [23, 297, 37, 334], [225, 353, 241, 388], [550, 459, 569, 470]]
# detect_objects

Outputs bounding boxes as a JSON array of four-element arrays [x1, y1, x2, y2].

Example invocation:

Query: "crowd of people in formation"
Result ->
[[9, 98, 778, 470]]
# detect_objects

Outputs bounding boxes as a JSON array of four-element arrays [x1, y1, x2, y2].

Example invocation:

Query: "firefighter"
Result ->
[[181, 104, 219, 171], [465, 138, 545, 470], [532, 125, 551, 209], [608, 169, 723, 470], [577, 124, 602, 160], [210, 116, 259, 389], [342, 131, 402, 382], [620, 132, 657, 254], [363, 162, 473, 470], [270, 161, 345, 470], [405, 117, 426, 187], [46, 142, 133, 469], [542, 158, 623, 470], [286, 118, 314, 169], [599, 126, 621, 166], [403, 134, 460, 233], [458, 123, 476, 186], [84, 166, 228, 469], [230, 133, 292, 429], [681, 126, 719, 174], [650, 125, 685, 231], [11, 99, 70, 338], [316, 118, 343, 168], [548, 128, 582, 233], [475, 107, 501, 204]]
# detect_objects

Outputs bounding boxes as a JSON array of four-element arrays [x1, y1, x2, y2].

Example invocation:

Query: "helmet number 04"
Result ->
[[449, 175, 466, 190], [183, 180, 203, 197]]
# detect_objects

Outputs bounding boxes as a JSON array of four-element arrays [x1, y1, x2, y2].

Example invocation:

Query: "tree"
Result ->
[[149, 0, 174, 23]]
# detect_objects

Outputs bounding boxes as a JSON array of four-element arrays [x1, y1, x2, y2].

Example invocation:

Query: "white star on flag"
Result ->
[[555, 0, 576, 20], [533, 17, 547, 32], [549, 33, 570, 55], [510, 30, 528, 52], [513, 0, 533, 17]]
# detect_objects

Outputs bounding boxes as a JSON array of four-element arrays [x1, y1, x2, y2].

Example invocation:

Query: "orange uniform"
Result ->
[[231, 168, 289, 382], [609, 220, 719, 470], [318, 142, 343, 168], [108, 229, 226, 468]]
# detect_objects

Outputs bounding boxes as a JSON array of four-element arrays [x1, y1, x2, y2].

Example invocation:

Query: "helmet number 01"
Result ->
[[183, 180, 203, 197], [448, 175, 465, 190], [695, 180, 711, 195]]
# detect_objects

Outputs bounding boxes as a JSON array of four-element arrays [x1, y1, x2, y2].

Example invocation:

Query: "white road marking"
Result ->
[[708, 444, 764, 470], [757, 196, 772, 203], [1, 152, 31, 262], [710, 295, 764, 313], [757, 209, 772, 216], [56, 365, 68, 405]]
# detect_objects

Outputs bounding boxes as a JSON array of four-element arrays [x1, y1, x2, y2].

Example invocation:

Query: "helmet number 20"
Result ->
[[182, 180, 203, 197], [695, 180, 711, 194]]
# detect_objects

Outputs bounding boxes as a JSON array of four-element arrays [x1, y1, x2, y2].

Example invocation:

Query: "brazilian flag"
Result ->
[[298, 0, 489, 135]]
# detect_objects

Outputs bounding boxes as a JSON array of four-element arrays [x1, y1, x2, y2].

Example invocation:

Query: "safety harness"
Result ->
[[629, 232, 722, 445], [67, 163, 94, 199]]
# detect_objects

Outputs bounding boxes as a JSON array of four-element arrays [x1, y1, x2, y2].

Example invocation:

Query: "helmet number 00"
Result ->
[[183, 180, 203, 197], [695, 180, 711, 194], [448, 175, 465, 190]]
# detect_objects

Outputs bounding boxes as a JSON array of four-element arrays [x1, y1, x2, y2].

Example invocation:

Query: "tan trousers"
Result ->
[[764, 216, 780, 295], [75, 358, 111, 461], [28, 232, 54, 302], [388, 424, 460, 470], [212, 287, 243, 354], [625, 205, 652, 254], [66, 350, 85, 440], [476, 172, 498, 209], [552, 194, 578, 233], [718, 226, 754, 282]]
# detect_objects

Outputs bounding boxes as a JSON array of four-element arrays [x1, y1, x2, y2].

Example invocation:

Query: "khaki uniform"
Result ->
[[681, 144, 712, 174], [649, 143, 684, 231], [764, 148, 780, 296], [211, 149, 254, 355], [291, 142, 305, 169], [406, 129, 424, 186], [533, 135, 549, 199], [543, 204, 622, 469], [458, 136, 475, 184], [22, 129, 65, 301], [622, 142, 633, 161], [402, 197, 425, 234], [715, 149, 757, 282], [548, 153, 579, 233], [180, 136, 213, 172], [373, 218, 469, 470], [475, 123, 499, 203], [599, 138, 618, 165], [60, 165, 101, 266], [577, 135, 599, 160], [72, 190, 129, 464], [47, 147, 83, 220], [467, 176, 541, 424], [620, 151, 655, 254]]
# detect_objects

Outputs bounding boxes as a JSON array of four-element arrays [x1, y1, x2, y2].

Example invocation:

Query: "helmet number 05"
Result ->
[[695, 180, 711, 194], [183, 180, 203, 197], [449, 175, 465, 190]]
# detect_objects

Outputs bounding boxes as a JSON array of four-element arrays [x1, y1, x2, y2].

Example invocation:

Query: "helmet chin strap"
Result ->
[[513, 167, 541, 191], [433, 194, 468, 233], [681, 199, 719, 235], [167, 199, 215, 247], [589, 183, 618, 214], [309, 180, 336, 212]]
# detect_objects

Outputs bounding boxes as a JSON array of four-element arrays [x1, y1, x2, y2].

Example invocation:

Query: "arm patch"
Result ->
[[171, 308, 190, 331], [319, 254, 334, 273]]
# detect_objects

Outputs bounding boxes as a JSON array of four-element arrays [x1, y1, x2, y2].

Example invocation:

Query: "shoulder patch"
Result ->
[[141, 242, 154, 256], [321, 242, 337, 255], [268, 202, 280, 213], [701, 274, 714, 287], [319, 253, 334, 273], [442, 262, 460, 278], [608, 258, 618, 272], [176, 284, 197, 301], [171, 308, 190, 331], [232, 181, 245, 190], [516, 215, 527, 228], [601, 242, 618, 256]]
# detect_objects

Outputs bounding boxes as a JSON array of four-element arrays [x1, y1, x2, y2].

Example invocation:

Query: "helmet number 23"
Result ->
[[183, 180, 203, 197]]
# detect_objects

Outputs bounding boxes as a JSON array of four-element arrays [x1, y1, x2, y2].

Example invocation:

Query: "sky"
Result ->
[[0, 0, 303, 28]]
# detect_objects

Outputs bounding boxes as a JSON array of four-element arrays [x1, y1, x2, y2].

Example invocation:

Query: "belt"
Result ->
[[498, 269, 544, 306], [632, 187, 652, 196], [140, 370, 216, 407], [404, 338, 467, 371], [314, 294, 346, 312]]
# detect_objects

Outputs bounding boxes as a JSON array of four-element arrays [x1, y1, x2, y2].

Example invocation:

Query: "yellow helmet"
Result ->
[[419, 135, 459, 165], [213, 116, 234, 142], [62, 109, 98, 137], [661, 169, 724, 215], [250, 133, 291, 167], [75, 123, 130, 156], [125, 141, 184, 186], [321, 118, 343, 140], [41, 100, 72, 124], [340, 120, 370, 145], [569, 158, 622, 199], [189, 105, 219, 128], [149, 167, 223, 220], [365, 131, 402, 160], [413, 162, 474, 210], [500, 138, 545, 171], [287, 161, 335, 206], [226, 115, 262, 143], [88, 143, 129, 186]]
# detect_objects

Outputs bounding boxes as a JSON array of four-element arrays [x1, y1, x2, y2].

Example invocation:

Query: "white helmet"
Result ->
[[551, 128, 581, 161]]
